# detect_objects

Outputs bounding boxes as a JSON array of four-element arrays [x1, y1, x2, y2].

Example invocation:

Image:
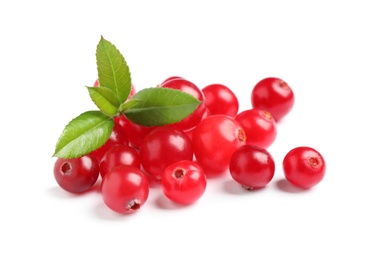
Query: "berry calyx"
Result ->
[[139, 126, 193, 180], [235, 108, 277, 149], [101, 165, 149, 214], [161, 160, 207, 204], [251, 77, 294, 122], [192, 114, 246, 175], [53, 154, 100, 193], [282, 146, 326, 189]]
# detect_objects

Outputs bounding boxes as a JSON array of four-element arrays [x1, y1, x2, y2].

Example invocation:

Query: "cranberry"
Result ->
[[235, 108, 277, 149], [161, 160, 207, 204], [251, 77, 294, 122], [99, 144, 141, 178], [139, 126, 193, 180], [282, 146, 326, 189], [101, 165, 149, 214], [192, 114, 246, 175], [229, 145, 275, 190], [202, 83, 239, 117], [94, 79, 100, 87], [160, 76, 184, 85], [183, 107, 211, 141], [129, 84, 136, 99], [160, 78, 207, 131], [89, 121, 129, 163], [53, 154, 99, 193], [114, 114, 155, 149]]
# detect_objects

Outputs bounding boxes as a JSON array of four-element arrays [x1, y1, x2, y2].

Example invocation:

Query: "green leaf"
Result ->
[[87, 86, 120, 116], [123, 87, 201, 126], [119, 98, 140, 112], [53, 111, 114, 158], [96, 36, 131, 103]]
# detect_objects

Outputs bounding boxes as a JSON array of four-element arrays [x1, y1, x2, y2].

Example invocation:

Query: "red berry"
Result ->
[[282, 146, 326, 189], [114, 114, 156, 149], [202, 83, 239, 117], [128, 84, 136, 99], [251, 77, 294, 121], [93, 79, 100, 87], [192, 115, 246, 175], [229, 145, 275, 190], [53, 154, 99, 193], [161, 160, 207, 204], [99, 144, 141, 178], [160, 76, 184, 85], [89, 121, 129, 163], [235, 108, 277, 149], [139, 126, 193, 180], [160, 78, 207, 131], [101, 165, 149, 214], [183, 107, 211, 141]]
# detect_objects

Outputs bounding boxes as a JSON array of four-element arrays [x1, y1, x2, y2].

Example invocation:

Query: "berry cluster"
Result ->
[[53, 76, 326, 214]]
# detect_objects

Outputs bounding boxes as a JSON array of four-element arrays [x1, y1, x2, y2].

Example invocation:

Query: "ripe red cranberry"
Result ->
[[93, 79, 99, 87], [160, 78, 207, 131], [161, 160, 207, 204], [202, 83, 239, 117], [114, 114, 155, 149], [89, 121, 129, 163], [99, 144, 141, 178], [53, 154, 99, 193], [160, 76, 184, 85], [283, 146, 326, 189], [139, 126, 193, 180], [251, 77, 294, 122], [101, 165, 149, 214], [229, 145, 275, 190], [183, 106, 211, 141], [235, 108, 277, 149], [192, 114, 246, 175]]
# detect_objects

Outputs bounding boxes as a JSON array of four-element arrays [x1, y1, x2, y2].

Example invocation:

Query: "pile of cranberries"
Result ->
[[53, 76, 326, 214]]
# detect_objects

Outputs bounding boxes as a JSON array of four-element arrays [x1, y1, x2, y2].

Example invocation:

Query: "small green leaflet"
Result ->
[[96, 36, 131, 103], [123, 87, 201, 126], [86, 86, 120, 117], [53, 111, 114, 158]]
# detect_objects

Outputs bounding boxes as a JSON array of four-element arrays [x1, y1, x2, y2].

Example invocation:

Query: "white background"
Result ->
[[1, 0, 373, 259]]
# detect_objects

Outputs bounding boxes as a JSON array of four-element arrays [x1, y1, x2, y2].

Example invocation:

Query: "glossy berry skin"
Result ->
[[235, 108, 277, 149], [99, 144, 141, 178], [89, 122, 129, 163], [114, 114, 155, 149], [161, 160, 207, 205], [192, 115, 246, 175], [160, 78, 207, 131], [139, 126, 193, 180], [160, 76, 184, 85], [251, 77, 294, 122], [101, 165, 149, 214], [229, 145, 275, 190], [202, 83, 239, 117], [283, 146, 326, 189], [53, 154, 99, 193]]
